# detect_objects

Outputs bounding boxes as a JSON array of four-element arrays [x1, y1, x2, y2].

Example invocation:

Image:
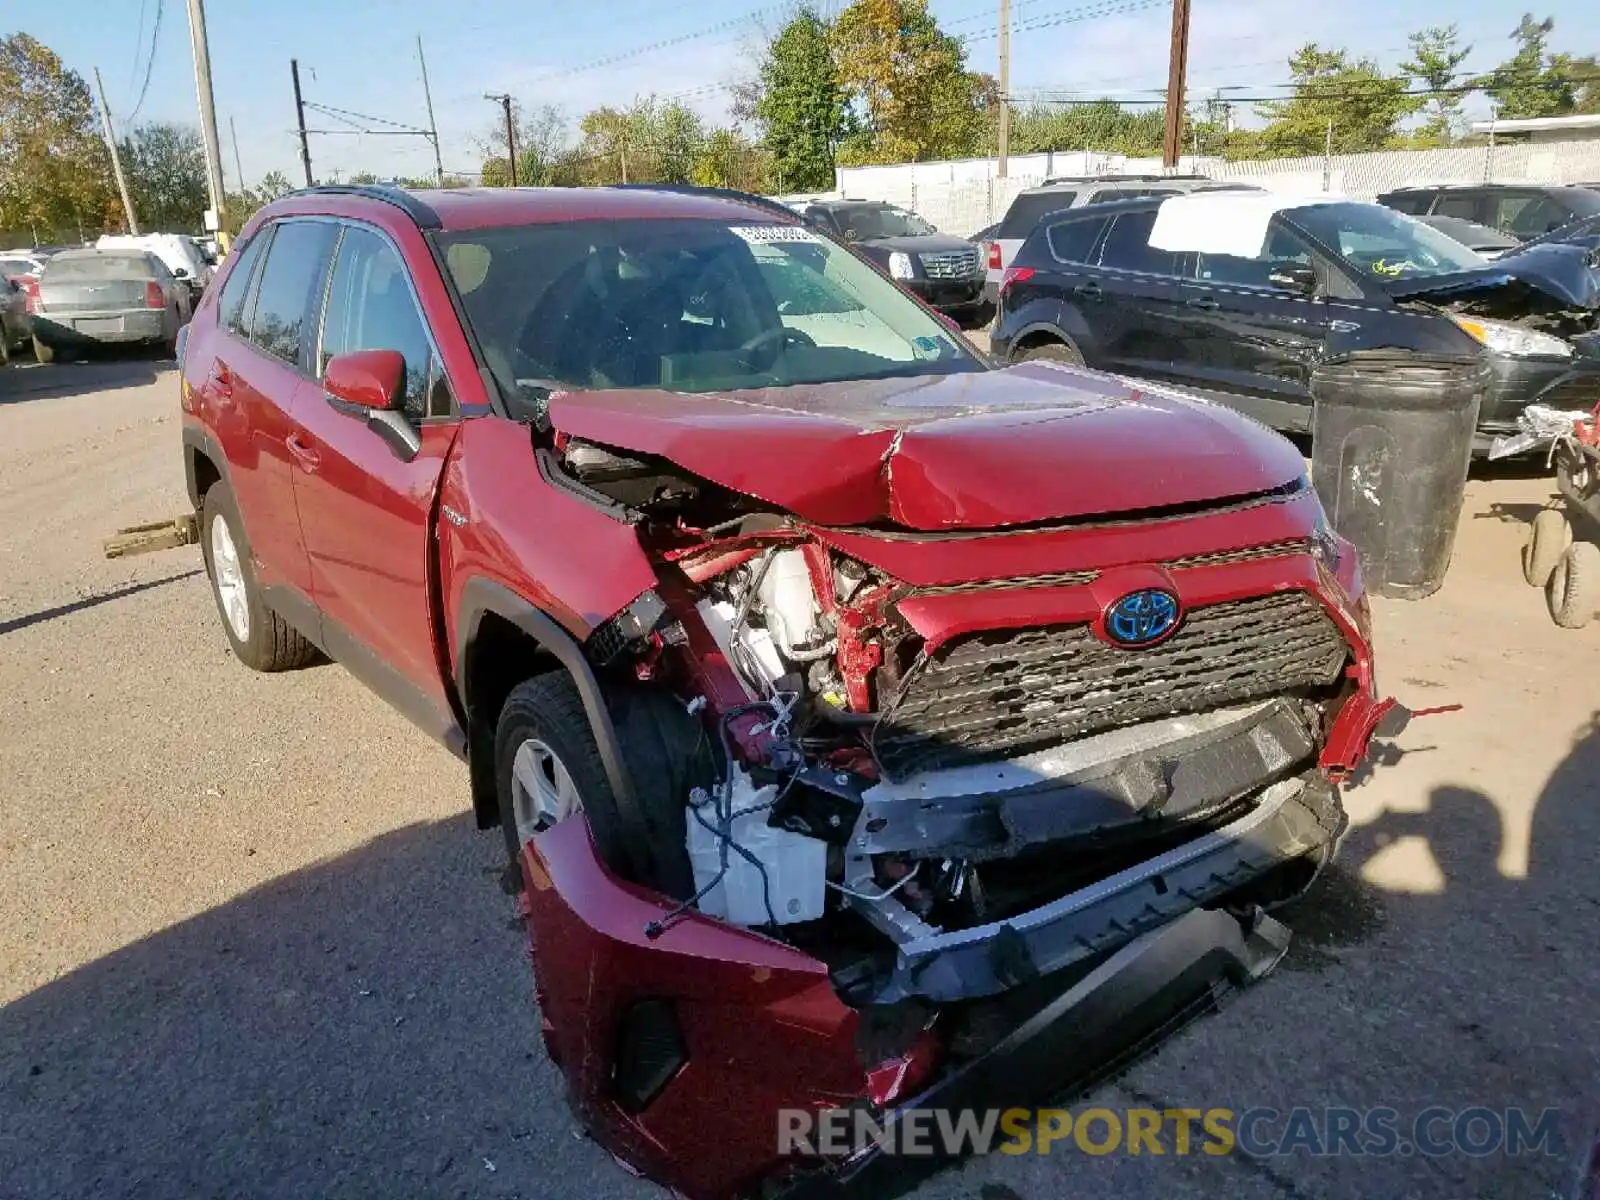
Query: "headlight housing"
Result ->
[[887, 251, 915, 281], [1451, 315, 1573, 359]]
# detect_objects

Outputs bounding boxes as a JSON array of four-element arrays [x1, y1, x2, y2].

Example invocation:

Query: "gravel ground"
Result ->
[[1, 358, 1596, 1200]]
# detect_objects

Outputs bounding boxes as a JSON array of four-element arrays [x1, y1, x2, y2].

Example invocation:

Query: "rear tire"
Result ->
[[31, 335, 54, 365], [495, 673, 712, 899], [1547, 542, 1599, 630], [1018, 339, 1085, 367], [1522, 509, 1570, 587], [200, 483, 320, 671]]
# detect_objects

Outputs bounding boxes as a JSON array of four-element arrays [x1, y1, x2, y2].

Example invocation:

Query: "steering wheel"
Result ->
[[734, 326, 816, 371]]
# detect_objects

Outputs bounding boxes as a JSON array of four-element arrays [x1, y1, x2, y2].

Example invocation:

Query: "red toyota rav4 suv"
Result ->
[[178, 184, 1394, 1200]]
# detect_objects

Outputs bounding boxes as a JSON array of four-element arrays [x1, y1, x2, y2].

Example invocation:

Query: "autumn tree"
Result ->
[[479, 102, 570, 185], [122, 122, 208, 231], [1477, 15, 1575, 118], [0, 34, 115, 243], [1402, 26, 1472, 144], [1253, 44, 1420, 156], [831, 0, 988, 163], [753, 7, 847, 191]]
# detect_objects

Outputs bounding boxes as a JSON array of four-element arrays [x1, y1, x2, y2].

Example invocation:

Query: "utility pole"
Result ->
[[185, 0, 228, 234], [620, 139, 629, 184], [996, 0, 1011, 178], [1161, 0, 1192, 170], [417, 36, 446, 186], [484, 93, 516, 186], [291, 59, 314, 187], [229, 115, 245, 194], [92, 67, 140, 234], [1322, 118, 1334, 191]]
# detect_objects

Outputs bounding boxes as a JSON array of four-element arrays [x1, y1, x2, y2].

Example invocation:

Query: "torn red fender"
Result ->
[[1320, 695, 1463, 779]]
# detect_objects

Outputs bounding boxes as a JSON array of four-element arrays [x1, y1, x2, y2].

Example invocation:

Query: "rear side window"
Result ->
[[1382, 191, 1435, 215], [319, 225, 440, 422], [1097, 211, 1180, 276], [1490, 192, 1570, 239], [1045, 217, 1109, 264], [218, 231, 269, 335], [998, 191, 1078, 240], [248, 221, 338, 367]]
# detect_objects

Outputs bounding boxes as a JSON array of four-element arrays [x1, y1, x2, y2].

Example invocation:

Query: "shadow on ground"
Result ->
[[1, 722, 1597, 1200], [0, 815, 645, 1200], [0, 352, 169, 405]]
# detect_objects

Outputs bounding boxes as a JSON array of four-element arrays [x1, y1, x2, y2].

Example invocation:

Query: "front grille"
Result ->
[[920, 249, 979, 279], [874, 591, 1349, 779], [908, 568, 1101, 596]]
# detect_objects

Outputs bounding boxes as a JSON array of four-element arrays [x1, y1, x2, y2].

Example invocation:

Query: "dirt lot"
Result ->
[[1, 359, 1597, 1200]]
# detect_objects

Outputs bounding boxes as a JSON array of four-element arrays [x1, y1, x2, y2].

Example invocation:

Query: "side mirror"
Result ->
[[1268, 264, 1318, 295], [324, 349, 420, 461]]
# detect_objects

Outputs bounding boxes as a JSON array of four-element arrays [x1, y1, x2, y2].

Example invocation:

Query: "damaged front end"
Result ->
[[515, 378, 1395, 1199]]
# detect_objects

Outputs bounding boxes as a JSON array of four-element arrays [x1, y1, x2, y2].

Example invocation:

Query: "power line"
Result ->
[[127, 0, 150, 96], [127, 0, 165, 124]]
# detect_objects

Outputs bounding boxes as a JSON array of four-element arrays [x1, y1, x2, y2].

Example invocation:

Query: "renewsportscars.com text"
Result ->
[[778, 1105, 1566, 1159]]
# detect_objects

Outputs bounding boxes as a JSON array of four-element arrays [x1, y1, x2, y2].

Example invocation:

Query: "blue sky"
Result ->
[[20, 0, 1600, 187]]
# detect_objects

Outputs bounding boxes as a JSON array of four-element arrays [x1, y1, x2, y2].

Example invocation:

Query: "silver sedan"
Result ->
[[29, 250, 191, 364]]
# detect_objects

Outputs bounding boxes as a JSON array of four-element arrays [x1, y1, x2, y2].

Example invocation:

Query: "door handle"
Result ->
[[285, 432, 321, 473], [1186, 296, 1220, 311]]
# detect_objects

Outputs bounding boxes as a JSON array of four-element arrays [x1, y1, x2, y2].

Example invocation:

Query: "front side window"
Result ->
[[1490, 192, 1570, 239], [319, 225, 437, 421], [248, 221, 338, 366], [1097, 211, 1182, 276], [439, 218, 980, 398], [218, 231, 269, 335], [1433, 192, 1481, 221], [1286, 203, 1482, 280], [1192, 223, 1313, 289]]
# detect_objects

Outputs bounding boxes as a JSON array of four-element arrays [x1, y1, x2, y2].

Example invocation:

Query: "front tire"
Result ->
[[199, 484, 319, 671], [494, 673, 712, 899]]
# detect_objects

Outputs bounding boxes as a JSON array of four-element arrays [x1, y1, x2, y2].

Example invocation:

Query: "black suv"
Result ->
[[1377, 183, 1600, 242], [798, 199, 986, 324], [991, 193, 1600, 447]]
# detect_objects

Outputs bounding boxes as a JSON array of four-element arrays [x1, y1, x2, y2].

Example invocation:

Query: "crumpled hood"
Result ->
[[545, 363, 1307, 530], [1388, 242, 1600, 310]]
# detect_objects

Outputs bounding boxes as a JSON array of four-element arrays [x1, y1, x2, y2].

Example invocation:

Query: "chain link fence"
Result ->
[[791, 139, 1600, 237]]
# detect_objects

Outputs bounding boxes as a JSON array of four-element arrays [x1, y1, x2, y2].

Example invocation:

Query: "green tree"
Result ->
[[1478, 15, 1575, 118], [222, 170, 292, 235], [1568, 55, 1600, 114], [1008, 100, 1166, 156], [1254, 44, 1421, 157], [754, 7, 846, 192], [122, 122, 208, 231], [1402, 26, 1472, 144], [479, 102, 570, 185], [831, 0, 987, 163], [572, 98, 706, 184], [0, 33, 115, 242]]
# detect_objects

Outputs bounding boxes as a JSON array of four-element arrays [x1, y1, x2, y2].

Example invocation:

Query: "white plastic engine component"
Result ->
[[686, 769, 826, 927], [696, 599, 785, 693], [757, 549, 818, 656]]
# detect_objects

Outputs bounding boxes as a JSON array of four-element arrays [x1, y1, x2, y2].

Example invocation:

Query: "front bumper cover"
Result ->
[[777, 905, 1292, 1199]]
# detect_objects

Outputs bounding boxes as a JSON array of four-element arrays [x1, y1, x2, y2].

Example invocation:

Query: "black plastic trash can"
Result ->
[[1309, 351, 1488, 600]]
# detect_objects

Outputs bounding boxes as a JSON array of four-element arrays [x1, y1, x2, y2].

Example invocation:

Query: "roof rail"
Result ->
[[605, 182, 801, 220], [287, 184, 442, 230]]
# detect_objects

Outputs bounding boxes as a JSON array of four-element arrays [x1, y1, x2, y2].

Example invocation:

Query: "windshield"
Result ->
[[1286, 202, 1484, 280], [835, 205, 935, 240], [45, 253, 155, 280], [439, 218, 980, 399]]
